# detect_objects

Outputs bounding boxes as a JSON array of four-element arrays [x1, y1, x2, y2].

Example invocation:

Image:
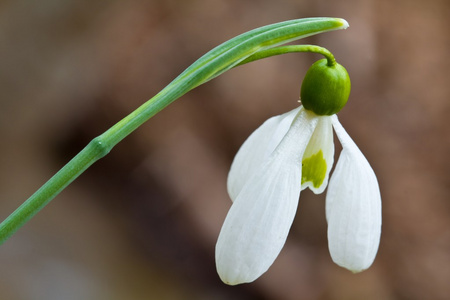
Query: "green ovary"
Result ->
[[301, 150, 327, 188]]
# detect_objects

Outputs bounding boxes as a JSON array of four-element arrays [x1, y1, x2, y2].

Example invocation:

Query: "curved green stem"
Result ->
[[0, 17, 348, 245], [237, 44, 336, 67]]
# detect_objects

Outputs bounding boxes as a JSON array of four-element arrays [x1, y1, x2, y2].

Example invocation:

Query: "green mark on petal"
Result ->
[[301, 150, 327, 188]]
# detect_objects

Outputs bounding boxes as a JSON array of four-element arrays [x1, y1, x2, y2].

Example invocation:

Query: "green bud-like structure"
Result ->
[[300, 59, 351, 116]]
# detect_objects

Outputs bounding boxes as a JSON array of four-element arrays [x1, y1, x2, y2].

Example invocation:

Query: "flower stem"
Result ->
[[0, 18, 348, 245], [237, 45, 337, 67]]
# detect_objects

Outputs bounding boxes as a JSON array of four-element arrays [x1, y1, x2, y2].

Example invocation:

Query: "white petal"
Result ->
[[216, 109, 318, 285], [227, 107, 301, 200], [326, 116, 382, 272], [301, 115, 334, 194]]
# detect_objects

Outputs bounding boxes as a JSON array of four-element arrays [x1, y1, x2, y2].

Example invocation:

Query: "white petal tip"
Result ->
[[350, 268, 365, 274], [332, 256, 374, 274], [223, 280, 239, 286], [218, 275, 252, 286], [216, 262, 259, 286], [344, 263, 369, 274]]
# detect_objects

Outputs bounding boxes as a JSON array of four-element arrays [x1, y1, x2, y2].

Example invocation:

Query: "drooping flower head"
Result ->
[[216, 57, 382, 285]]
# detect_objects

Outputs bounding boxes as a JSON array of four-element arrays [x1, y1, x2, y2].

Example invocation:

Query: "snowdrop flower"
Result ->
[[216, 59, 382, 285]]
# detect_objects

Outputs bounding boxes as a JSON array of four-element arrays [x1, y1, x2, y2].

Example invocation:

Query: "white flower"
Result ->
[[215, 106, 382, 285]]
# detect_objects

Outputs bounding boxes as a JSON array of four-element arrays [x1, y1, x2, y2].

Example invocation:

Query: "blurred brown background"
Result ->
[[1, 0, 449, 299]]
